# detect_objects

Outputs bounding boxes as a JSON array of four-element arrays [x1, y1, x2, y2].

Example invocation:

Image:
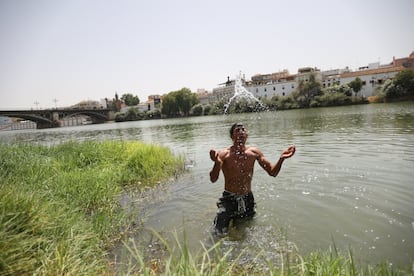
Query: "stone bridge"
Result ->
[[0, 108, 116, 129]]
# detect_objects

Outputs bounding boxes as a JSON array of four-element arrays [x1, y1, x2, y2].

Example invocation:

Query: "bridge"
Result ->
[[0, 108, 116, 129]]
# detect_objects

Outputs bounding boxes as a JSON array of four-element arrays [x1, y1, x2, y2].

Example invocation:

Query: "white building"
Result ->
[[208, 51, 413, 102], [246, 68, 321, 99], [340, 64, 405, 97], [246, 78, 297, 99]]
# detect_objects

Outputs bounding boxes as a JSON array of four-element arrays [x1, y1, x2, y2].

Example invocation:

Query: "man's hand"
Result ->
[[210, 149, 220, 162], [280, 145, 296, 160], [209, 149, 222, 183]]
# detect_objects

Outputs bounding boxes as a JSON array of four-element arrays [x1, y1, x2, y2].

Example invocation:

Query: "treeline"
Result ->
[[115, 69, 414, 121]]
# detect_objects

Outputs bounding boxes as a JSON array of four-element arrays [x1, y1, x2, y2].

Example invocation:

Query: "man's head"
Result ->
[[229, 123, 248, 144], [230, 123, 244, 138]]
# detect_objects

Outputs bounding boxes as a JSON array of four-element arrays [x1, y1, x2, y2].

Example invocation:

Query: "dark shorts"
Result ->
[[213, 191, 256, 234]]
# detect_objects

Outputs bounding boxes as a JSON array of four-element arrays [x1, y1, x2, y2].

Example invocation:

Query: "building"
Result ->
[[391, 51, 414, 71], [208, 51, 414, 101], [210, 77, 238, 103], [130, 95, 162, 112], [321, 67, 351, 88], [340, 63, 406, 97], [196, 89, 210, 105], [246, 71, 296, 99]]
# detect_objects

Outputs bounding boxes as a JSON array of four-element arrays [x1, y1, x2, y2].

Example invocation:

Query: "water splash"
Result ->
[[224, 72, 268, 114]]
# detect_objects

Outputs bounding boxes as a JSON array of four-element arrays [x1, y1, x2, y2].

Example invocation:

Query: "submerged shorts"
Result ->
[[213, 191, 256, 234]]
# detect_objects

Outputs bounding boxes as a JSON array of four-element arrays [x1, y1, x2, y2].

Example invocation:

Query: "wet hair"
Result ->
[[229, 123, 244, 138]]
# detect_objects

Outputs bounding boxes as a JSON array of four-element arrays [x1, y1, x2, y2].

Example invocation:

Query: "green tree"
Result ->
[[161, 88, 199, 117], [161, 93, 180, 117], [348, 77, 363, 96], [294, 74, 323, 108], [393, 69, 414, 96], [190, 104, 203, 116], [121, 93, 140, 106], [203, 104, 212, 115], [382, 70, 414, 99]]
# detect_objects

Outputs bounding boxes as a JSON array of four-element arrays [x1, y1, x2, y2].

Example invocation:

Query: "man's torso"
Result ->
[[220, 145, 259, 195]]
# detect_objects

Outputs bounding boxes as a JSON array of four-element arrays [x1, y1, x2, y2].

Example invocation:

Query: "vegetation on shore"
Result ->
[[1, 141, 412, 275], [121, 231, 413, 275], [0, 141, 184, 275]]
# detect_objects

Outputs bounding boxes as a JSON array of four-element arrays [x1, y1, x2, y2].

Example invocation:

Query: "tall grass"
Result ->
[[120, 230, 413, 276], [0, 140, 184, 275]]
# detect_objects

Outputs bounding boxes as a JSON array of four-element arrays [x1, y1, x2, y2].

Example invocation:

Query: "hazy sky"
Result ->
[[1, 0, 413, 109]]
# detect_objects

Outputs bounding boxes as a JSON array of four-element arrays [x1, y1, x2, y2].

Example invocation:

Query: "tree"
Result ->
[[382, 70, 414, 99], [348, 77, 363, 96], [161, 93, 180, 117], [393, 70, 414, 96], [121, 93, 140, 106], [161, 88, 199, 117], [190, 104, 203, 116], [294, 74, 323, 108]]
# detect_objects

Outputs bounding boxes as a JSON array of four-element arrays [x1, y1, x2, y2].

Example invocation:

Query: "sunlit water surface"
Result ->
[[1, 102, 413, 266]]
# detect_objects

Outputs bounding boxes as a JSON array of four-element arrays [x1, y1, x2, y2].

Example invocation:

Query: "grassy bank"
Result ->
[[119, 230, 413, 275], [1, 141, 412, 275], [0, 140, 184, 275]]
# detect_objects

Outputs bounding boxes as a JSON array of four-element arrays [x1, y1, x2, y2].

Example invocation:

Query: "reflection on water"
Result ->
[[1, 102, 414, 266]]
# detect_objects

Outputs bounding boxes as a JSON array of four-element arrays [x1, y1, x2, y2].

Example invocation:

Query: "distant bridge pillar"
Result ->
[[52, 112, 59, 121], [107, 110, 116, 121]]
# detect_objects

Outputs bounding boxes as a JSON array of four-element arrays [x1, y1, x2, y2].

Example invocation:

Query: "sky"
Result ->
[[0, 0, 413, 109]]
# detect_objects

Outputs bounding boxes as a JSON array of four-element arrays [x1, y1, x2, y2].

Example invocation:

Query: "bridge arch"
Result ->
[[61, 111, 108, 123], [0, 112, 57, 129], [0, 108, 115, 129]]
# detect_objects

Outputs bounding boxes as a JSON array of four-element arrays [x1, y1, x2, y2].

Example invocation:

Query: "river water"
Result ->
[[1, 102, 413, 266]]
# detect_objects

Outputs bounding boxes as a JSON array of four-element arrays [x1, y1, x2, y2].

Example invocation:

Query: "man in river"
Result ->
[[209, 122, 296, 235]]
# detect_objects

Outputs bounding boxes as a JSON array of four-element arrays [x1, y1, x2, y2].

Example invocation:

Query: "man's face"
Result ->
[[232, 125, 248, 144]]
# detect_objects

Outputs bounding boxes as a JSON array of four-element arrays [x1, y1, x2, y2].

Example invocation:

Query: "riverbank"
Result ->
[[1, 140, 412, 275], [0, 141, 184, 275]]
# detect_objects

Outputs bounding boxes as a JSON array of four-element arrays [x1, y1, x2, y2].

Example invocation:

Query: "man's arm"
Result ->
[[257, 145, 296, 177], [209, 149, 222, 182]]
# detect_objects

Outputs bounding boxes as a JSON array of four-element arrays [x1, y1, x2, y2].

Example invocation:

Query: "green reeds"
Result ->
[[120, 230, 413, 275], [0, 140, 184, 275], [122, 230, 247, 275]]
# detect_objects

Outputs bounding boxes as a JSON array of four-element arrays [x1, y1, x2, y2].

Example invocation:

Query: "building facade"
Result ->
[[205, 51, 414, 103]]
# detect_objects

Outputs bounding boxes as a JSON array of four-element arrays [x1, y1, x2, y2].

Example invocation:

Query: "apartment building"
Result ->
[[206, 51, 414, 103], [340, 63, 405, 96]]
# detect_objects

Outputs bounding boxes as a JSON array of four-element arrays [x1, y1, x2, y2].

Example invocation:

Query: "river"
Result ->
[[1, 102, 413, 266]]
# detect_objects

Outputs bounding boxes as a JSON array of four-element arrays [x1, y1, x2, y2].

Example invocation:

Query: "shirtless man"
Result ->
[[210, 122, 296, 234]]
